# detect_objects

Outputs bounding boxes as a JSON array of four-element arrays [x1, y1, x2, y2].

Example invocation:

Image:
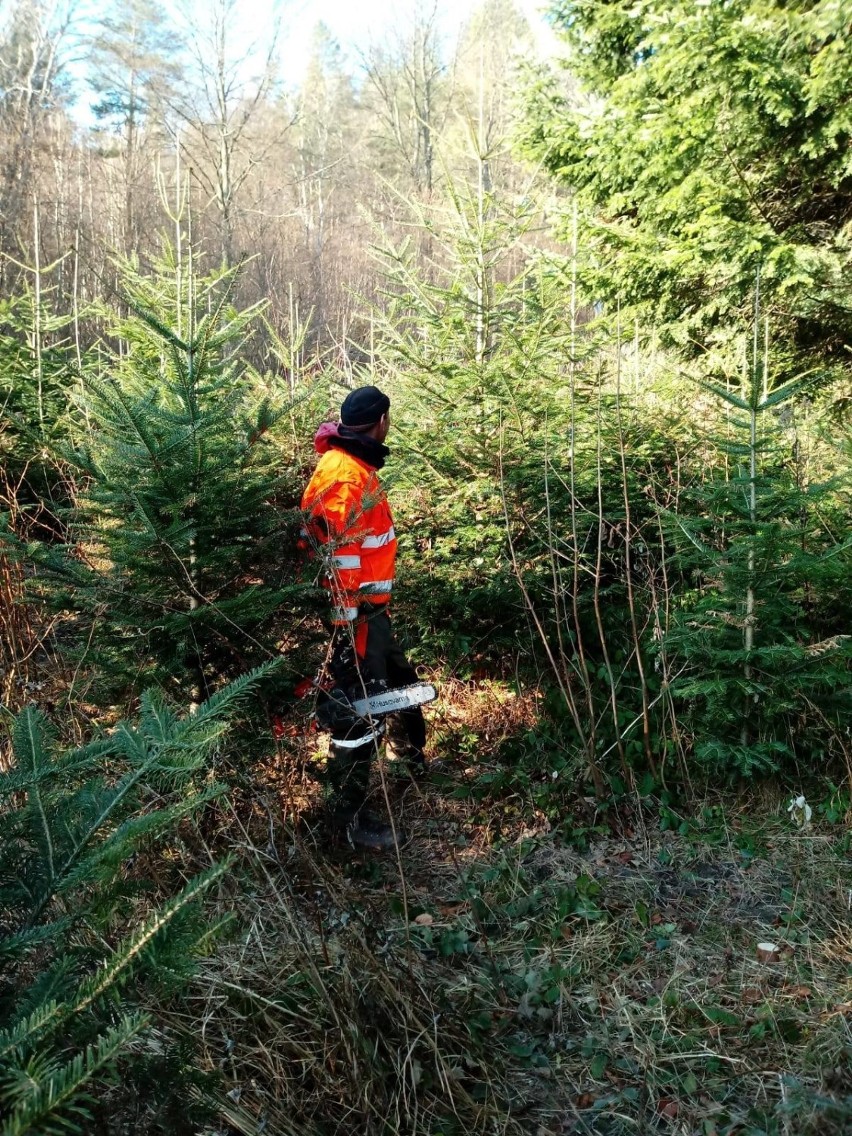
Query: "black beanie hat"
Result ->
[[340, 385, 390, 427]]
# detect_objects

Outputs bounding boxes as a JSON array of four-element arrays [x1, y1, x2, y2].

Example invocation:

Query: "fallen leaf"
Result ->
[[785, 984, 812, 1000], [658, 1098, 679, 1118], [438, 902, 468, 917]]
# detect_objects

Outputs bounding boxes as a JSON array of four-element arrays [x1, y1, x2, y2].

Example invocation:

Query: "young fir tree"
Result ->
[[0, 661, 277, 1134], [368, 167, 568, 655], [0, 283, 76, 538], [368, 164, 679, 794], [23, 244, 301, 705], [666, 285, 851, 778]]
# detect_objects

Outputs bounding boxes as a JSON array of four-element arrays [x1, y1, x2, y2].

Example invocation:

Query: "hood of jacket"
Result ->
[[313, 421, 389, 470]]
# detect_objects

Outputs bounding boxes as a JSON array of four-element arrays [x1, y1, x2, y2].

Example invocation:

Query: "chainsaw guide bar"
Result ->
[[351, 682, 437, 718]]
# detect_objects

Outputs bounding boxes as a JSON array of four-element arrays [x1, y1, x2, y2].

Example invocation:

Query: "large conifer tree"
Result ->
[[519, 0, 852, 384]]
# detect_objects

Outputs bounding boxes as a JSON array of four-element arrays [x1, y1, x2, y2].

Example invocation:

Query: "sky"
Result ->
[[63, 0, 563, 125], [165, 0, 562, 87], [277, 0, 560, 78]]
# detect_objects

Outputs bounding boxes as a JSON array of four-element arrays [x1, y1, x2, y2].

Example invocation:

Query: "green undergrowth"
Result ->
[[0, 663, 848, 1134], [169, 762, 852, 1136], [418, 675, 852, 860]]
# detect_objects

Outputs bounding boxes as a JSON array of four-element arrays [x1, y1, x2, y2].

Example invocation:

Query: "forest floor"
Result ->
[[168, 680, 851, 1136]]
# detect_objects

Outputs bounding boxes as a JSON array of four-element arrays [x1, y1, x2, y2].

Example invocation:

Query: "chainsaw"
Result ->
[[271, 682, 438, 781], [272, 679, 437, 740], [351, 682, 437, 719], [314, 681, 437, 732]]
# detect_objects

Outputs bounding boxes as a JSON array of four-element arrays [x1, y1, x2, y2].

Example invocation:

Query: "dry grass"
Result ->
[[1, 622, 849, 1134], [153, 681, 852, 1136], [0, 552, 38, 725]]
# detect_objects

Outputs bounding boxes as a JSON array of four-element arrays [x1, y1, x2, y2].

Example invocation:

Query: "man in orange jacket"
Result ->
[[301, 385, 428, 850]]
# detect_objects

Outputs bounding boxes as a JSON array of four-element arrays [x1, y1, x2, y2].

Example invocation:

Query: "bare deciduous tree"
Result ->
[[171, 0, 289, 266], [361, 2, 452, 198], [0, 0, 75, 266], [88, 0, 181, 252]]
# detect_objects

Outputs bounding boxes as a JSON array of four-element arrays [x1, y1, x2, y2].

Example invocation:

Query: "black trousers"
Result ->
[[326, 606, 426, 818]]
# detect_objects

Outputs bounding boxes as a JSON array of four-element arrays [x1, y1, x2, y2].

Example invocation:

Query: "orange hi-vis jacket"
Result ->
[[301, 444, 397, 627]]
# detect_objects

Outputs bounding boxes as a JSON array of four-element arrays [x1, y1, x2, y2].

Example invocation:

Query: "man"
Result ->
[[301, 385, 429, 850]]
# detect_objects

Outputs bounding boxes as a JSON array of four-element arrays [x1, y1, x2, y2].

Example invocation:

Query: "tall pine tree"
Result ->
[[518, 0, 852, 391]]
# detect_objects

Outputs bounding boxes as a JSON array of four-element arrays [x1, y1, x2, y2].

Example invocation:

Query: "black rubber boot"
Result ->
[[342, 810, 401, 851], [407, 750, 428, 778], [406, 750, 445, 778]]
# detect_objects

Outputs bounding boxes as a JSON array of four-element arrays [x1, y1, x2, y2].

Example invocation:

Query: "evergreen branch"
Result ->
[[760, 377, 808, 408], [9, 676, 258, 937], [27, 757, 156, 925], [67, 860, 232, 1021], [0, 736, 114, 800], [77, 373, 166, 478], [138, 690, 177, 743], [0, 1002, 62, 1064], [658, 507, 718, 558], [13, 709, 55, 887], [694, 379, 750, 411], [121, 491, 196, 576], [166, 342, 192, 408], [0, 1013, 147, 1136], [817, 535, 852, 561], [199, 302, 268, 356], [240, 394, 290, 453], [121, 293, 189, 352], [187, 272, 243, 364], [0, 408, 59, 453], [0, 862, 230, 1064], [59, 786, 226, 895], [0, 920, 74, 961], [175, 659, 282, 736], [108, 720, 152, 770], [716, 440, 762, 457]]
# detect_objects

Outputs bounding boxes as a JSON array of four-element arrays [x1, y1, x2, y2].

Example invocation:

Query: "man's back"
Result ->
[[302, 441, 397, 616], [298, 386, 431, 852]]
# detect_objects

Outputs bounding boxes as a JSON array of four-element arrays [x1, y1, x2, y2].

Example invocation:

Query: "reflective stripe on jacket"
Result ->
[[301, 446, 397, 624]]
